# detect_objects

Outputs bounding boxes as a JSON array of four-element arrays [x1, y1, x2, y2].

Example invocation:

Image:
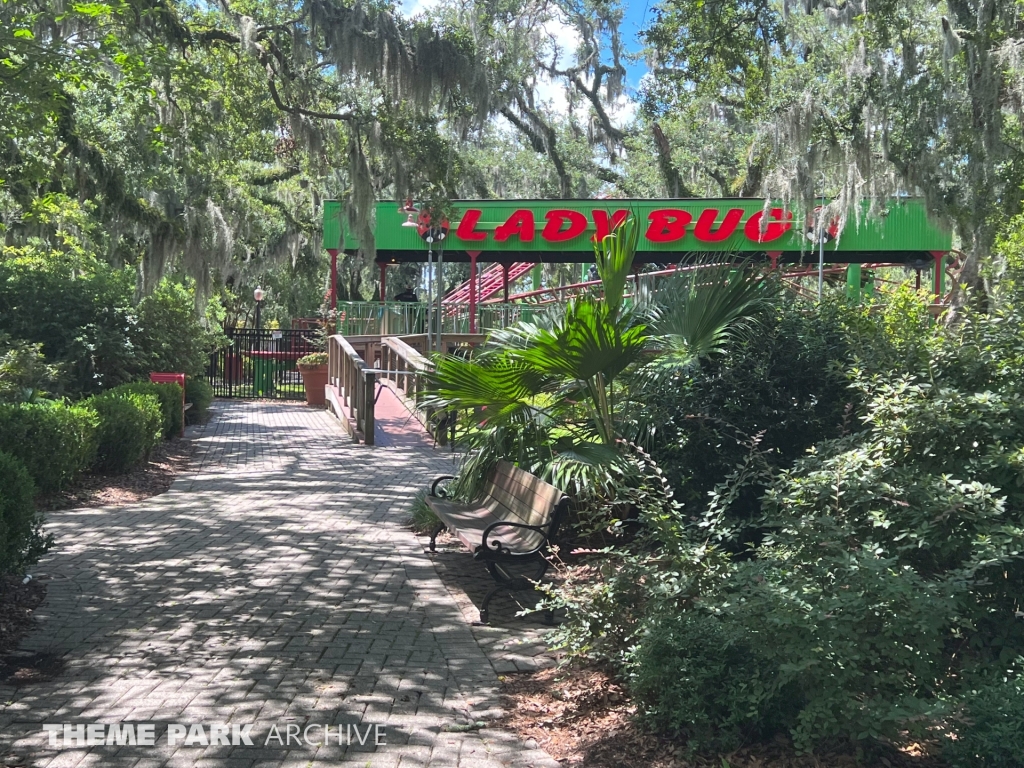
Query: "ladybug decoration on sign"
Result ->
[[806, 206, 840, 244], [417, 210, 449, 244]]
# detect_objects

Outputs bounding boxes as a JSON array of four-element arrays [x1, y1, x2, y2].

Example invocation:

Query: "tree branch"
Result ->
[[500, 103, 573, 197], [651, 122, 693, 197]]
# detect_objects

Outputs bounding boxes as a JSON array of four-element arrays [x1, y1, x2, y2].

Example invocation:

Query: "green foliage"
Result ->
[[640, 298, 853, 519], [0, 258, 216, 396], [406, 491, 442, 534], [0, 451, 50, 575], [646, 260, 776, 367], [545, 290, 1024, 754], [0, 333, 63, 402], [592, 214, 640, 313], [135, 283, 221, 378], [0, 402, 99, 493], [0, 256, 139, 394], [184, 377, 214, 424], [946, 669, 1024, 768], [84, 391, 163, 473], [624, 610, 789, 752], [297, 352, 328, 366], [109, 381, 183, 438]]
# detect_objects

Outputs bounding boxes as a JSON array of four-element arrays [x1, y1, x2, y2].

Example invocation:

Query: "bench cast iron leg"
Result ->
[[428, 522, 445, 552], [479, 585, 506, 624]]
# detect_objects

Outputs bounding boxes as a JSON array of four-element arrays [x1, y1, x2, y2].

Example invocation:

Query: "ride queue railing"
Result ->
[[327, 333, 376, 445], [336, 302, 547, 336]]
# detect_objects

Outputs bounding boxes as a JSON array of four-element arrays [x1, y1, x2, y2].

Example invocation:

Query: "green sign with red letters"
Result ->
[[323, 198, 951, 264]]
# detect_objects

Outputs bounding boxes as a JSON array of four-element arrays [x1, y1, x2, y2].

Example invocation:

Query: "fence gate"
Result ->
[[207, 328, 318, 399]]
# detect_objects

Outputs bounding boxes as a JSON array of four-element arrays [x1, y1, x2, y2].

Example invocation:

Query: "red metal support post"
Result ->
[[328, 249, 338, 310], [468, 251, 480, 333], [767, 251, 781, 271], [501, 263, 510, 304], [930, 251, 947, 300]]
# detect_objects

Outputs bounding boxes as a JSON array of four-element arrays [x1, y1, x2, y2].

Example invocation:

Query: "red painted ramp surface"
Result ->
[[373, 385, 437, 448]]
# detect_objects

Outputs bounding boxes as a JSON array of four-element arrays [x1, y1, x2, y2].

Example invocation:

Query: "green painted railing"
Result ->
[[335, 302, 549, 336]]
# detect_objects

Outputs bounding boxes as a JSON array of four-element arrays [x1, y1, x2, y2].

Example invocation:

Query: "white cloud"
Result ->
[[396, 0, 441, 18], [396, 0, 637, 131]]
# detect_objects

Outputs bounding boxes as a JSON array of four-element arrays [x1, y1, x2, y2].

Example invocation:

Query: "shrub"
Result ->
[[0, 258, 220, 396], [185, 377, 214, 424], [297, 352, 328, 367], [0, 402, 98, 493], [84, 391, 163, 473], [641, 299, 854, 523], [110, 381, 183, 438], [407, 491, 442, 533], [135, 282, 222, 378], [0, 333, 63, 402], [0, 451, 50, 574], [624, 610, 790, 752], [946, 670, 1024, 768], [0, 257, 140, 395], [548, 347, 1024, 753]]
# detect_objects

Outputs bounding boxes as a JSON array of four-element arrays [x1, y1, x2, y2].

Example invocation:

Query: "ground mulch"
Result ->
[[498, 665, 948, 768], [35, 436, 195, 511]]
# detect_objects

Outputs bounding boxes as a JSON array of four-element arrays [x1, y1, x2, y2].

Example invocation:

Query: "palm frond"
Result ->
[[593, 211, 640, 314], [649, 258, 777, 370], [512, 298, 648, 383], [423, 353, 552, 426]]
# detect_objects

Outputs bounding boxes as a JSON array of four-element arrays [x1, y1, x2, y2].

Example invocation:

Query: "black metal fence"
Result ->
[[207, 328, 319, 399]]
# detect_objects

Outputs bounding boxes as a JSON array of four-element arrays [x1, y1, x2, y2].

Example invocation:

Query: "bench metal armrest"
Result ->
[[429, 475, 457, 498], [477, 521, 552, 559]]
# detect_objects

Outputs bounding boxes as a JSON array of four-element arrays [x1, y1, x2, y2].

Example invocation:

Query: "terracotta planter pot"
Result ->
[[297, 364, 329, 406]]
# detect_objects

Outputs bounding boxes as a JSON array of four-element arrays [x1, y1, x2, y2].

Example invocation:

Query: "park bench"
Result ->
[[426, 461, 569, 623]]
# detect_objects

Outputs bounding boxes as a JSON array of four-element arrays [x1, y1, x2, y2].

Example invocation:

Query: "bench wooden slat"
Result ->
[[481, 464, 562, 528], [426, 460, 568, 624]]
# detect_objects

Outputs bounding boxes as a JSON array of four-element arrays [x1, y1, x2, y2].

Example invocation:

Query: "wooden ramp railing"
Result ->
[[326, 332, 487, 446], [326, 334, 376, 444]]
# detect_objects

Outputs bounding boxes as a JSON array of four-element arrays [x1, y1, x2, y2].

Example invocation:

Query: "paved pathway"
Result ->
[[0, 401, 561, 768]]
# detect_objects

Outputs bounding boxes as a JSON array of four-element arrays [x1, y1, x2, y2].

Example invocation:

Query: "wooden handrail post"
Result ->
[[363, 370, 376, 445]]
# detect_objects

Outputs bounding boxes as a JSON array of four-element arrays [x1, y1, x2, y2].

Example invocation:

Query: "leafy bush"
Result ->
[[0, 452, 50, 574], [184, 377, 214, 424], [297, 352, 328, 366], [110, 381, 183, 438], [0, 402, 98, 493], [84, 391, 163, 473], [640, 299, 854, 523], [946, 670, 1024, 768], [0, 258, 219, 395], [0, 334, 63, 402], [0, 257, 140, 394], [546, 292, 1024, 755], [406, 491, 442, 533], [135, 282, 222, 378], [624, 610, 790, 752]]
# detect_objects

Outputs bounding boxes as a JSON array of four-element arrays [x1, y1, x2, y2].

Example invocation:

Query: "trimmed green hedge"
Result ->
[[83, 391, 163, 473], [0, 402, 98, 493], [110, 381, 184, 438], [0, 451, 49, 574], [185, 377, 213, 424]]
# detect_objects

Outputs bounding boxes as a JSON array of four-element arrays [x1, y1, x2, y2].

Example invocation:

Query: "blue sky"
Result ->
[[620, 0, 654, 88]]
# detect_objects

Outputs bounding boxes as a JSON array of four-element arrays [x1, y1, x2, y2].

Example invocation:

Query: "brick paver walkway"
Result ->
[[0, 401, 561, 768]]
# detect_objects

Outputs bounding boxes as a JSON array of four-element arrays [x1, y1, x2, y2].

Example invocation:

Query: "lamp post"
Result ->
[[253, 286, 265, 330]]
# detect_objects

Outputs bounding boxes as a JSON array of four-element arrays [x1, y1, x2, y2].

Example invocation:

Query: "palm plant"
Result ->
[[426, 215, 777, 492]]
